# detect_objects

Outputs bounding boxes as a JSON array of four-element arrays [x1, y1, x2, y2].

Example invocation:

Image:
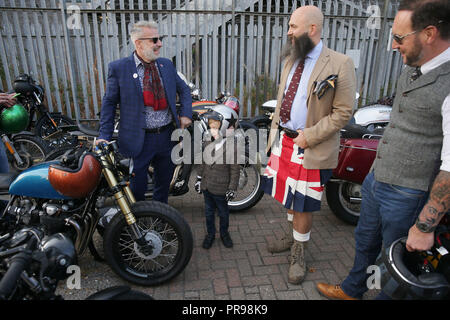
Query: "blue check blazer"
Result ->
[[99, 54, 192, 157]]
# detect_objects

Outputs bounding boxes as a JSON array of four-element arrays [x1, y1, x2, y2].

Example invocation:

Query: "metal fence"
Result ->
[[0, 0, 401, 120]]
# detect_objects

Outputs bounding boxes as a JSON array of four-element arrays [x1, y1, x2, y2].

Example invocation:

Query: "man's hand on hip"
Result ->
[[179, 116, 192, 129]]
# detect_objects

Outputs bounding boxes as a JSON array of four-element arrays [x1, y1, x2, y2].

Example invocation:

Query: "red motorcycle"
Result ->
[[325, 123, 382, 225]]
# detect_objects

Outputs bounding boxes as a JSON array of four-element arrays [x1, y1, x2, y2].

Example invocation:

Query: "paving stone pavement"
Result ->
[[56, 175, 380, 301]]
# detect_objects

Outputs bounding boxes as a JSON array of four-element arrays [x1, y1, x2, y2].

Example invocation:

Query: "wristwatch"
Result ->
[[415, 218, 437, 233]]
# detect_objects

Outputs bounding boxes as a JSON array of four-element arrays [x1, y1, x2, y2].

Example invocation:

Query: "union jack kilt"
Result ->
[[263, 131, 332, 213]]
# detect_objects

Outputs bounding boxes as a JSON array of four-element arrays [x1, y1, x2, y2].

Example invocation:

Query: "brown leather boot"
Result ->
[[267, 221, 293, 253], [288, 240, 307, 284]]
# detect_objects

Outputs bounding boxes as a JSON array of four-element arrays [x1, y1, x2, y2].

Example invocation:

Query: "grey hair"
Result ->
[[129, 20, 159, 44]]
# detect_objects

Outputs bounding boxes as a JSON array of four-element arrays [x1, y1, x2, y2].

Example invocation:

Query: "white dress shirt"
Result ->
[[419, 47, 450, 172], [281, 41, 323, 131], [440, 95, 450, 172]]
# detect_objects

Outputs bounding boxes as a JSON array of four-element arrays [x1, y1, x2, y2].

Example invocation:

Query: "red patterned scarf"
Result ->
[[136, 53, 168, 111]]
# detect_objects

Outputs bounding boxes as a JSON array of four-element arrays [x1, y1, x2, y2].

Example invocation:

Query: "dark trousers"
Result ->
[[341, 172, 429, 299], [130, 128, 174, 203], [203, 190, 230, 236]]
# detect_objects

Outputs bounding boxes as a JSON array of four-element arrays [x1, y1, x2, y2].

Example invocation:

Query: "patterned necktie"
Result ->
[[280, 60, 305, 124], [410, 66, 422, 83]]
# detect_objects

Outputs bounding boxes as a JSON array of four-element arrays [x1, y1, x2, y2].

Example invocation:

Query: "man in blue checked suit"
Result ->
[[98, 20, 192, 203]]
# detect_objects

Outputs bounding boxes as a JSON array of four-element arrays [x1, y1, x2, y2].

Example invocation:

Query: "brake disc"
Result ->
[[134, 231, 163, 260]]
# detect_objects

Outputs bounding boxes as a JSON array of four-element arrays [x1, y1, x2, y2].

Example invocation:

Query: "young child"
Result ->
[[195, 109, 240, 249]]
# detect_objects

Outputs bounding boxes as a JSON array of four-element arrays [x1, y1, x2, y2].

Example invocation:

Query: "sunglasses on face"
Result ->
[[138, 36, 164, 44], [392, 20, 446, 44], [392, 30, 418, 44]]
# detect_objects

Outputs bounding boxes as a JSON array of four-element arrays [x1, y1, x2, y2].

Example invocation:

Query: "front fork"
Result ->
[[1, 134, 23, 167], [96, 145, 153, 255]]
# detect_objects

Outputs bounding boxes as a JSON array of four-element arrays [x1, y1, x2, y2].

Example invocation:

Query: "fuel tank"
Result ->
[[9, 161, 72, 200], [333, 138, 379, 184]]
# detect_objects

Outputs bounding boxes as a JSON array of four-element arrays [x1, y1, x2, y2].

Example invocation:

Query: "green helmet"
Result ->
[[0, 104, 29, 134]]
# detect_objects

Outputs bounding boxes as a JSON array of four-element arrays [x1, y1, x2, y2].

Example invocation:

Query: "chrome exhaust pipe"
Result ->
[[169, 165, 182, 191], [65, 217, 83, 252]]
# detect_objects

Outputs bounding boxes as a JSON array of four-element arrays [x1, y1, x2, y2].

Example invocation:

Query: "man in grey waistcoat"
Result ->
[[316, 0, 450, 300]]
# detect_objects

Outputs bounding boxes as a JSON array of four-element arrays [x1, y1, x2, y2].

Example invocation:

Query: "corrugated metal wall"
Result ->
[[0, 0, 401, 120]]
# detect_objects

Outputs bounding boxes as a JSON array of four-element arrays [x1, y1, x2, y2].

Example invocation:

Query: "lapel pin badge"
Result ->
[[133, 73, 138, 79]]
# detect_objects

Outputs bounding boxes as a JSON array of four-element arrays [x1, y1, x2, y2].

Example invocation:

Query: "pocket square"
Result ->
[[313, 74, 338, 99]]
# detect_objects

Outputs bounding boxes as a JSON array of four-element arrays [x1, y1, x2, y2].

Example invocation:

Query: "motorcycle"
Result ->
[[12, 74, 78, 150], [0, 226, 153, 300], [325, 123, 381, 225], [0, 121, 194, 286]]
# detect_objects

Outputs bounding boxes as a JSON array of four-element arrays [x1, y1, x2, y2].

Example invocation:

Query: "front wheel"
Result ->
[[9, 134, 50, 171], [103, 201, 193, 286], [228, 164, 264, 212], [325, 181, 362, 225]]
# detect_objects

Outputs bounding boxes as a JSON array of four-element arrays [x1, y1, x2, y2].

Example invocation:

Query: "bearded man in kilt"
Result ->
[[263, 5, 356, 284]]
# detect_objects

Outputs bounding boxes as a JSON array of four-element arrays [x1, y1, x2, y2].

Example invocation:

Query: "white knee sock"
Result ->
[[293, 229, 310, 242]]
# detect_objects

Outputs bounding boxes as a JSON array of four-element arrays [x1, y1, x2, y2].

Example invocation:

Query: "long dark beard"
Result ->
[[281, 32, 315, 61]]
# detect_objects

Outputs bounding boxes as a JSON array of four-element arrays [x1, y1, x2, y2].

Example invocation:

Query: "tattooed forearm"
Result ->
[[418, 171, 450, 226], [429, 171, 450, 211]]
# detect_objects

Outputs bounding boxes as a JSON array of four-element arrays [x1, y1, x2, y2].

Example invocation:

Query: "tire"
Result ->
[[108, 290, 154, 300], [9, 134, 50, 171], [35, 113, 77, 149], [85, 286, 154, 300], [325, 181, 361, 225], [228, 121, 265, 212], [103, 201, 193, 286], [228, 164, 264, 212]]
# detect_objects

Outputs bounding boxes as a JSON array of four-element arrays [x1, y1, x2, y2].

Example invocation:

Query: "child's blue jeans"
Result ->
[[203, 190, 229, 236]]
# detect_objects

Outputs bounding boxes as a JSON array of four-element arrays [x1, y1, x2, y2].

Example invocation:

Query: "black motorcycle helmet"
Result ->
[[378, 233, 450, 300], [13, 74, 44, 101]]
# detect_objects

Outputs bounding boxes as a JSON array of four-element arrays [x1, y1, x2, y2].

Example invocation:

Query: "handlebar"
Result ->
[[75, 117, 100, 137]]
